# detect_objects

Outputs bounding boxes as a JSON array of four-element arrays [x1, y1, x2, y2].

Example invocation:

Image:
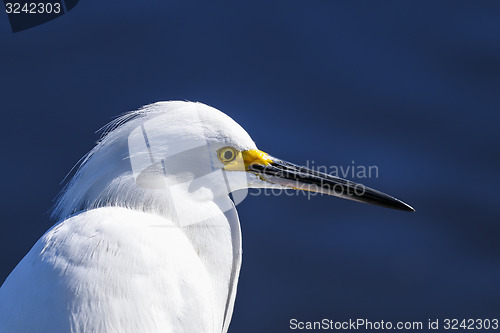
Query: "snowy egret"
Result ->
[[0, 101, 413, 332]]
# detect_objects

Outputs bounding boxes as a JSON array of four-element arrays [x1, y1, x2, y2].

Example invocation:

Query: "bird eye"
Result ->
[[217, 146, 237, 164]]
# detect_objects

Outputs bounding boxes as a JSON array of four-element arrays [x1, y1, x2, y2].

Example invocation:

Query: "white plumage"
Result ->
[[1, 207, 225, 332], [0, 101, 413, 333], [0, 102, 252, 333]]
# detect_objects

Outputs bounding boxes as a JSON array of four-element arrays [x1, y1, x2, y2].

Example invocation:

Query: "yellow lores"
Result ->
[[217, 147, 273, 171], [241, 149, 273, 168]]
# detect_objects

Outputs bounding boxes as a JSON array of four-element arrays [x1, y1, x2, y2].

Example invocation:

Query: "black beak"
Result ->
[[248, 157, 414, 212]]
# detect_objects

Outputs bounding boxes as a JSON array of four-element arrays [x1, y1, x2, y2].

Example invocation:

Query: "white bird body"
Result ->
[[0, 101, 413, 332], [0, 205, 241, 333], [0, 102, 248, 333]]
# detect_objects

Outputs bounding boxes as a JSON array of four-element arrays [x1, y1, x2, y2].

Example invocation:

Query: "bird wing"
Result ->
[[178, 196, 243, 333], [220, 202, 242, 333], [0, 207, 217, 333]]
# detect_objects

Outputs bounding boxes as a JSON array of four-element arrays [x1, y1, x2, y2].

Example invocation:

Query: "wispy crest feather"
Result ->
[[51, 101, 193, 222]]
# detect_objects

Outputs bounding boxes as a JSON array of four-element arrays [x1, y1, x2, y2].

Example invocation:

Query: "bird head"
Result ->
[[52, 101, 413, 224], [127, 102, 413, 211]]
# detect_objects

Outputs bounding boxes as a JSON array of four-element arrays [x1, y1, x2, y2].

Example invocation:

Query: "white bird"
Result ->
[[0, 101, 413, 333]]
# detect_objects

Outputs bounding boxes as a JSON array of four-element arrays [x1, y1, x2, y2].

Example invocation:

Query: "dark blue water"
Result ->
[[1, 1, 499, 331]]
